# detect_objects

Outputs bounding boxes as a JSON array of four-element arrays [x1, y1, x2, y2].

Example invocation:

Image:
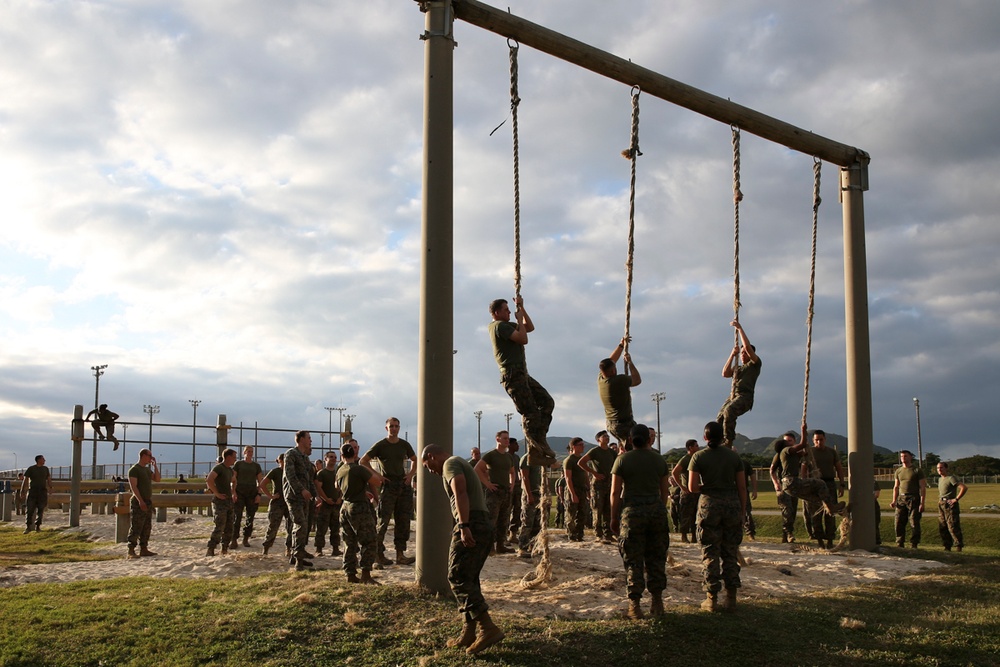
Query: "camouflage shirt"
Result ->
[[282, 446, 316, 500]]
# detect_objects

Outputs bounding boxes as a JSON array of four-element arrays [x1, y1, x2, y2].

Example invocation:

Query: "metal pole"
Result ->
[[651, 392, 665, 453], [415, 0, 455, 595], [474, 410, 483, 446], [70, 405, 84, 527], [90, 364, 107, 479], [189, 400, 200, 476], [121, 423, 127, 471], [842, 161, 875, 551], [913, 398, 923, 468], [504, 412, 513, 432]]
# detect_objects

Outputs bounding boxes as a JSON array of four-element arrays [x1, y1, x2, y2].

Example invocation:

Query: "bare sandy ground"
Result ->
[[1, 511, 945, 618]]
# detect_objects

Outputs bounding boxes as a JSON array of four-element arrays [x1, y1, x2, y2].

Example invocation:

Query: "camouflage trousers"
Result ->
[[938, 500, 963, 550], [448, 510, 493, 622], [208, 498, 234, 549], [617, 501, 669, 600], [376, 478, 413, 554], [743, 496, 756, 538], [696, 494, 743, 594], [564, 487, 586, 540], [776, 491, 799, 539], [500, 367, 555, 464], [314, 501, 342, 551], [485, 487, 512, 546], [874, 501, 882, 545], [606, 418, 636, 449], [782, 476, 833, 507], [805, 480, 838, 542], [233, 488, 260, 540], [679, 490, 699, 535], [592, 480, 612, 540], [262, 497, 292, 550], [518, 487, 542, 551], [25, 492, 47, 530], [508, 479, 522, 538], [716, 393, 753, 447], [128, 497, 153, 549], [286, 497, 315, 554], [894, 494, 922, 547], [669, 488, 681, 531], [341, 500, 378, 574]]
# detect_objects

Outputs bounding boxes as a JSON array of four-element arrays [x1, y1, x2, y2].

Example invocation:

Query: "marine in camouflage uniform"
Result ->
[[769, 434, 799, 542], [361, 418, 417, 565], [936, 461, 966, 552], [21, 456, 51, 533], [803, 431, 845, 548], [488, 297, 556, 467], [477, 432, 516, 553], [580, 431, 618, 541], [671, 440, 701, 542], [314, 452, 343, 556], [206, 449, 238, 555], [598, 338, 641, 449], [610, 424, 670, 619], [891, 450, 925, 548], [689, 422, 746, 611], [232, 446, 263, 546], [507, 440, 523, 542], [517, 454, 544, 554], [126, 449, 160, 558], [259, 456, 292, 556], [715, 321, 761, 448], [563, 439, 588, 541], [283, 431, 317, 563], [778, 429, 845, 519], [338, 444, 381, 581]]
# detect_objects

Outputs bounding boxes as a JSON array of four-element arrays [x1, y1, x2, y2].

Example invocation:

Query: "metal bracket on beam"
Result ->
[[419, 1, 457, 46], [839, 157, 870, 202]]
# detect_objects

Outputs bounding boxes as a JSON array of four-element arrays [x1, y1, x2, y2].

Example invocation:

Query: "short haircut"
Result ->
[[223, 448, 237, 459], [685, 439, 698, 449], [386, 417, 400, 426], [295, 430, 310, 443], [139, 448, 152, 457], [99, 403, 108, 410], [35, 454, 44, 463], [569, 437, 584, 447], [900, 449, 913, 457], [496, 430, 509, 439], [489, 298, 507, 314], [422, 443, 445, 461], [813, 429, 826, 437], [595, 430, 608, 440], [937, 461, 949, 469], [598, 358, 615, 372]]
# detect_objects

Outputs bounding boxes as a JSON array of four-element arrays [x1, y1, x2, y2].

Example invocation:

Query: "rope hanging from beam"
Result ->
[[802, 157, 822, 427], [508, 40, 523, 302], [620, 86, 642, 367], [730, 125, 744, 399]]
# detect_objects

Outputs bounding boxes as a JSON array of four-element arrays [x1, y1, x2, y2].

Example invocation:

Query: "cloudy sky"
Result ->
[[1, 0, 998, 474]]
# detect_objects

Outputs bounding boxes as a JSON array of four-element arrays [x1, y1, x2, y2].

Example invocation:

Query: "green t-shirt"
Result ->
[[812, 447, 839, 480], [442, 456, 487, 519], [367, 438, 415, 479], [23, 464, 50, 495], [938, 474, 960, 500], [598, 373, 633, 421], [316, 468, 342, 502], [263, 467, 283, 495], [895, 465, 925, 496], [211, 463, 234, 497], [563, 453, 589, 495], [519, 455, 542, 492], [337, 462, 373, 504], [689, 446, 743, 497], [233, 460, 262, 490], [732, 357, 762, 401], [482, 448, 514, 488], [488, 320, 526, 371], [611, 448, 668, 503], [585, 446, 617, 478], [128, 463, 154, 501], [779, 447, 803, 479]]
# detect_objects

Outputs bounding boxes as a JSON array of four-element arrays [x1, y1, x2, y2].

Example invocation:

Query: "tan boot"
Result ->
[[360, 569, 381, 585], [467, 612, 504, 655], [700, 592, 717, 612], [377, 551, 394, 567], [127, 546, 139, 560], [139, 546, 157, 557], [396, 550, 416, 565], [627, 599, 644, 620], [649, 593, 664, 617], [221, 544, 229, 555], [205, 546, 216, 557], [720, 588, 737, 612], [446, 621, 478, 648]]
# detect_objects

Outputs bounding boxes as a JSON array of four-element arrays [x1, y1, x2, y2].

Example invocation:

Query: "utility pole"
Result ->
[[651, 392, 666, 453], [189, 399, 200, 476], [143, 404, 159, 454], [474, 410, 483, 446], [913, 397, 923, 468], [504, 412, 513, 432], [90, 364, 107, 479], [327, 406, 347, 444]]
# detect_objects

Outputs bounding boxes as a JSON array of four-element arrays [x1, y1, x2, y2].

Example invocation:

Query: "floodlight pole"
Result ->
[[651, 392, 665, 453]]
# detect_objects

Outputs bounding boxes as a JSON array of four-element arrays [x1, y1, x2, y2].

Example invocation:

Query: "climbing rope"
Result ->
[[507, 40, 523, 302], [802, 157, 822, 427], [730, 125, 744, 398], [620, 86, 642, 365]]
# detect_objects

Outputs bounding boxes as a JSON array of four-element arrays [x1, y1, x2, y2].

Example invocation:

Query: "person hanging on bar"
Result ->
[[85, 404, 121, 450]]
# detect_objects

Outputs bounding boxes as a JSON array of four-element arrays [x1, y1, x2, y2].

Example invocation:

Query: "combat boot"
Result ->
[[242, 536, 250, 548], [446, 621, 478, 648], [700, 592, 717, 612], [262, 544, 270, 555], [627, 599, 644, 620], [495, 541, 513, 555], [229, 538, 239, 549], [649, 593, 665, 617], [206, 546, 216, 557], [139, 546, 157, 557], [127, 546, 139, 560], [681, 533, 689, 543], [720, 588, 737, 612], [221, 544, 229, 555], [346, 572, 361, 584], [316, 548, 324, 557], [396, 550, 415, 565], [360, 569, 381, 585], [377, 551, 394, 567], [466, 612, 504, 655], [332, 547, 343, 556]]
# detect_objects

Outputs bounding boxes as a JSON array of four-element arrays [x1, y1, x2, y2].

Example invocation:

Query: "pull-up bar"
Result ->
[[451, 0, 869, 169]]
